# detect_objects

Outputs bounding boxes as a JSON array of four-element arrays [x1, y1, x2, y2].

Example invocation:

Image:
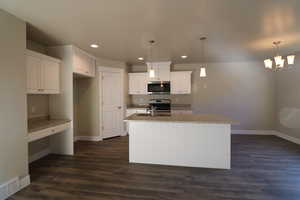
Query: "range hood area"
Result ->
[[146, 61, 172, 82], [128, 62, 192, 95]]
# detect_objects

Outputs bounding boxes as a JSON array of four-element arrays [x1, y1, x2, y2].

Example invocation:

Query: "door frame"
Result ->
[[98, 66, 126, 139]]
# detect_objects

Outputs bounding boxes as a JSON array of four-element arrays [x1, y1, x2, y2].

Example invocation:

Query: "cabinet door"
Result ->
[[42, 60, 60, 94], [157, 66, 170, 82], [171, 71, 192, 94], [73, 51, 83, 74], [26, 55, 42, 93], [129, 74, 138, 94], [138, 73, 147, 94], [73, 48, 95, 77], [86, 56, 96, 77], [129, 73, 147, 95]]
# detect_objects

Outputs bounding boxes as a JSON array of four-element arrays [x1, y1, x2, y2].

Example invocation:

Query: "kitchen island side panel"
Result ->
[[129, 121, 231, 169]]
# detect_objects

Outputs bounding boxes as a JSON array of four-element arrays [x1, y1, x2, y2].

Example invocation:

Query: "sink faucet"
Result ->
[[147, 106, 156, 117]]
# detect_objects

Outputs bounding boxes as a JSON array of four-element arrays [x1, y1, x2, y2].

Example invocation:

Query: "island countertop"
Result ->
[[124, 113, 238, 125]]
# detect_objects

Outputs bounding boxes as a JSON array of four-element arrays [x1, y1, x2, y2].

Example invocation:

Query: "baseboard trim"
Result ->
[[0, 175, 30, 200], [232, 130, 300, 145], [231, 130, 276, 135], [75, 136, 103, 142], [275, 131, 300, 145], [29, 148, 51, 163]]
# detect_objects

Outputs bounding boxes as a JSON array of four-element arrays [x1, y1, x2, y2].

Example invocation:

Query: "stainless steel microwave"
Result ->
[[147, 81, 170, 95]]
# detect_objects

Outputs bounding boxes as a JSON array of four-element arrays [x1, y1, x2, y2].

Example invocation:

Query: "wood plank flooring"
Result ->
[[10, 135, 300, 200]]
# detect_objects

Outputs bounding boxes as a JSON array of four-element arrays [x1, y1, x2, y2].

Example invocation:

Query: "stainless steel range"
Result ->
[[148, 99, 171, 114]]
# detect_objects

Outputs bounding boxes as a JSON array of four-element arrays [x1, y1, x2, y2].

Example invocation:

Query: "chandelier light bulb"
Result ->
[[278, 59, 285, 69], [274, 55, 282, 66], [264, 59, 273, 69], [287, 55, 295, 65]]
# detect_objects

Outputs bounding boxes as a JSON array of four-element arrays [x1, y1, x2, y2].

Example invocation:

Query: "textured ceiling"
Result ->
[[1, 0, 300, 64]]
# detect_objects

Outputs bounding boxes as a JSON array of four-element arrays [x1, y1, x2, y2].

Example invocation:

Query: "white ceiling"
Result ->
[[1, 0, 300, 64]]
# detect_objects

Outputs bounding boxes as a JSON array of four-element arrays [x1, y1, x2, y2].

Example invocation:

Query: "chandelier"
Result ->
[[264, 41, 295, 70]]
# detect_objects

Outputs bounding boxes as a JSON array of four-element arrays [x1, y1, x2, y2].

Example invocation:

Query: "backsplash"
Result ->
[[27, 95, 49, 119], [130, 95, 192, 105]]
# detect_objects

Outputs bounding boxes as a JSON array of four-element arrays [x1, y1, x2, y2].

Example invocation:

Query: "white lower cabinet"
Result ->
[[26, 50, 61, 94]]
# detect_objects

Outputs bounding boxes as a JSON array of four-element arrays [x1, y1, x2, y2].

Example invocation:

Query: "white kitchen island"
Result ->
[[125, 113, 237, 169]]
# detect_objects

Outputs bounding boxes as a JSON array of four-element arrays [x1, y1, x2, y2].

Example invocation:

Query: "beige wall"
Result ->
[[75, 76, 100, 137], [275, 52, 300, 139], [130, 61, 275, 130], [0, 9, 28, 184]]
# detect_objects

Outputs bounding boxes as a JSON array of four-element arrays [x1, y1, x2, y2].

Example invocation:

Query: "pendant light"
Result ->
[[264, 41, 296, 70], [200, 37, 207, 77], [148, 40, 155, 78]]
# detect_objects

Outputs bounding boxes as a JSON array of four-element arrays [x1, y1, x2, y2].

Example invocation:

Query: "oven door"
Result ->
[[147, 82, 170, 94]]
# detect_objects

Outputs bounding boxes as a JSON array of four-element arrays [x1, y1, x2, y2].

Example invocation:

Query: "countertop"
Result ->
[[127, 104, 192, 111], [28, 117, 71, 133], [124, 113, 238, 125]]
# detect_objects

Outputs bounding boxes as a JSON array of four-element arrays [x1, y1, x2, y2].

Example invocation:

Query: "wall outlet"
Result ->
[[31, 106, 36, 114]]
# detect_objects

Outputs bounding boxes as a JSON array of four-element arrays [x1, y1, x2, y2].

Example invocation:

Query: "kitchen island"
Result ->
[[125, 113, 237, 169]]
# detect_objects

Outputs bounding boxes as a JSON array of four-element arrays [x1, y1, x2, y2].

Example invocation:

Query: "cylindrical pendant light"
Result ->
[[200, 68, 207, 77], [200, 37, 207, 77], [148, 40, 156, 78], [264, 59, 273, 69]]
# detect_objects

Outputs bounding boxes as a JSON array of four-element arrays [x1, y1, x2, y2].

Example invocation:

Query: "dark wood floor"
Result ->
[[10, 135, 300, 200]]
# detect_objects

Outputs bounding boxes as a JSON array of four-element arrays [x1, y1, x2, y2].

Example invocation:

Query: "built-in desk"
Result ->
[[28, 118, 71, 143]]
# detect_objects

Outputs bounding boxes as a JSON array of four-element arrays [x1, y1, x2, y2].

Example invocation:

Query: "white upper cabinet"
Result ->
[[42, 59, 60, 93], [26, 50, 61, 94], [26, 55, 42, 93], [170, 71, 192, 94], [147, 62, 171, 82], [73, 47, 96, 77], [129, 73, 147, 95]]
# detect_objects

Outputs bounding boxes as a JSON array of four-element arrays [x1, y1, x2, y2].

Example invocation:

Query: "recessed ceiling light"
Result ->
[[90, 44, 99, 48], [138, 57, 144, 61], [181, 55, 188, 59]]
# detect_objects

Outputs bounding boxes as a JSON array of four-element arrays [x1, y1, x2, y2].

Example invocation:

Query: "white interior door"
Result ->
[[102, 72, 123, 139]]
